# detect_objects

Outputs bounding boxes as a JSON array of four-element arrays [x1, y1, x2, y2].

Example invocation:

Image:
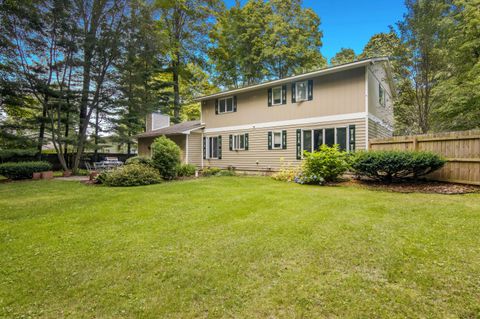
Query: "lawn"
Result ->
[[1, 177, 479, 318]]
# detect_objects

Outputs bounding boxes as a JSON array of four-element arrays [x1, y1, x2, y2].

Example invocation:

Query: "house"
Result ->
[[137, 57, 394, 172]]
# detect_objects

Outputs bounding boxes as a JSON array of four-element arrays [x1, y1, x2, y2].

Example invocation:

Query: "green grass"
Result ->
[[1, 177, 479, 318]]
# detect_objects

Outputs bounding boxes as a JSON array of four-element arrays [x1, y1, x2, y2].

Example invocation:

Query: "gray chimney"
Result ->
[[146, 112, 170, 132]]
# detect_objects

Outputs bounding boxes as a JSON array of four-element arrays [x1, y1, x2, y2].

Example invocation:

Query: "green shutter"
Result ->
[[282, 85, 287, 104], [349, 125, 356, 152], [291, 83, 296, 103], [268, 88, 272, 106], [268, 131, 272, 150], [245, 133, 249, 150], [282, 130, 287, 149], [229, 134, 233, 151], [296, 129, 301, 159], [217, 135, 222, 159], [215, 100, 218, 114], [307, 80, 313, 100], [203, 136, 206, 159]]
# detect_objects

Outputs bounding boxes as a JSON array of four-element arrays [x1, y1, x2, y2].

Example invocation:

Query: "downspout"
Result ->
[[185, 134, 189, 164]]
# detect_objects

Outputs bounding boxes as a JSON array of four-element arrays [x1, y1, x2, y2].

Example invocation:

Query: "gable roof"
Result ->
[[196, 57, 391, 101], [136, 120, 203, 138]]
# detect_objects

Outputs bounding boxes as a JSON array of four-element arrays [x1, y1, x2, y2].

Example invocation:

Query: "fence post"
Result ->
[[412, 137, 418, 151]]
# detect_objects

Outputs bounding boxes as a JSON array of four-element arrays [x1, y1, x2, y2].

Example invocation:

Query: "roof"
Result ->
[[195, 57, 390, 101], [136, 120, 204, 138]]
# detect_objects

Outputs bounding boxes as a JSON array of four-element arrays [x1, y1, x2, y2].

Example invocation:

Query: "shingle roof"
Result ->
[[136, 120, 203, 138]]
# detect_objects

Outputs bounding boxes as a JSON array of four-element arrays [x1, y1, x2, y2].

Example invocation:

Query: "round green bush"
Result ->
[[296, 145, 350, 184], [101, 164, 162, 187], [151, 136, 181, 180], [176, 163, 196, 177], [125, 156, 152, 166], [0, 161, 52, 180], [351, 150, 446, 182]]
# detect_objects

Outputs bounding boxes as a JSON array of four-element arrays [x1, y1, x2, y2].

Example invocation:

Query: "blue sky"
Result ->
[[224, 0, 407, 60]]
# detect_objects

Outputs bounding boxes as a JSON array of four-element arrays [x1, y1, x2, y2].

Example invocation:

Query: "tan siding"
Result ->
[[138, 137, 154, 156], [187, 132, 202, 167], [202, 68, 366, 129], [367, 63, 394, 127], [368, 119, 392, 140], [205, 118, 366, 171]]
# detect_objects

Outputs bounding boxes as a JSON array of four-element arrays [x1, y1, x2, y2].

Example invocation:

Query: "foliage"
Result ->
[[176, 163, 196, 177], [100, 164, 162, 187], [216, 169, 236, 177], [0, 161, 52, 180], [201, 167, 222, 177], [125, 156, 153, 166], [0, 149, 37, 162], [295, 145, 350, 185], [151, 136, 181, 180], [271, 161, 301, 182], [209, 0, 326, 88], [351, 151, 446, 182], [330, 48, 357, 65]]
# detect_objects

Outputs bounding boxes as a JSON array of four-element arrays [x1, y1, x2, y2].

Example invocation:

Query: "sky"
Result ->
[[224, 0, 407, 60]]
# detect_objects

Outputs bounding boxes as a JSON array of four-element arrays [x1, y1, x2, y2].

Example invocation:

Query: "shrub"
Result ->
[[151, 136, 181, 180], [125, 156, 152, 166], [217, 169, 236, 176], [100, 164, 162, 187], [177, 163, 196, 177], [351, 150, 446, 182], [202, 167, 222, 177], [0, 161, 52, 180], [296, 145, 350, 185], [272, 161, 301, 182], [0, 149, 37, 162]]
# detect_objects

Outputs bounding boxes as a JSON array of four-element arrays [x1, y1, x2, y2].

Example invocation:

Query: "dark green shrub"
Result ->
[[296, 145, 350, 184], [176, 163, 196, 177], [101, 164, 162, 187], [202, 167, 221, 177], [217, 169, 236, 176], [125, 156, 152, 166], [0, 149, 37, 162], [151, 136, 181, 180], [351, 150, 446, 182], [0, 161, 52, 180]]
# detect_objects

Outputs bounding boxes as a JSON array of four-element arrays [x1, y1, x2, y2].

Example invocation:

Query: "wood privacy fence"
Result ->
[[369, 130, 480, 185]]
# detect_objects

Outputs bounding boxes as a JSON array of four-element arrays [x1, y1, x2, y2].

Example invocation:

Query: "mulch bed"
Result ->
[[340, 179, 480, 195]]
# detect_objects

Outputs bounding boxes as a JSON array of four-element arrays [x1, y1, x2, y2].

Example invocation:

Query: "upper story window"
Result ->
[[291, 79, 313, 103], [215, 96, 237, 114], [268, 85, 286, 106], [378, 84, 386, 107], [272, 87, 282, 105]]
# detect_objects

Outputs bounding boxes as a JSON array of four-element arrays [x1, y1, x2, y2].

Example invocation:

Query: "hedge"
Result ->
[[0, 161, 52, 180], [99, 164, 162, 187]]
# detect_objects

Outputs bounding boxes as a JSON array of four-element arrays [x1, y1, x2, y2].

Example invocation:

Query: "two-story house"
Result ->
[[137, 57, 394, 172]]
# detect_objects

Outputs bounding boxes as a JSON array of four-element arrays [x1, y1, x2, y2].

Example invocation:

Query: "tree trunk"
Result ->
[[36, 103, 47, 160], [94, 106, 99, 162]]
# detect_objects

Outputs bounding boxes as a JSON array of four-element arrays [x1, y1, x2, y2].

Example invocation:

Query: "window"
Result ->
[[218, 97, 234, 114], [273, 132, 282, 149], [325, 128, 335, 146], [301, 127, 350, 154], [336, 127, 347, 151], [272, 86, 282, 105], [302, 130, 312, 153], [379, 84, 386, 106], [296, 81, 308, 101], [233, 134, 246, 150], [302, 129, 323, 153], [208, 136, 219, 159]]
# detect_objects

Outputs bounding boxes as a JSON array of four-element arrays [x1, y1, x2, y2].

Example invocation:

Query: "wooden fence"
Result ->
[[369, 130, 480, 185]]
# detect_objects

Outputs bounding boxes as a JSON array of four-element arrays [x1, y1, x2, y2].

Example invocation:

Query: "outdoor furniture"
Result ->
[[93, 158, 123, 171]]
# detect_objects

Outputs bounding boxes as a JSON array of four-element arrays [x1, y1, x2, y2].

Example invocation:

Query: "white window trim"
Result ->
[[272, 131, 283, 149], [218, 96, 235, 114], [378, 83, 386, 107], [301, 126, 350, 156], [272, 86, 283, 106], [232, 134, 246, 151], [296, 81, 308, 102], [207, 136, 219, 159]]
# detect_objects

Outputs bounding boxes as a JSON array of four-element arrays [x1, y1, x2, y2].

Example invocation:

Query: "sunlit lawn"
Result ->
[[1, 177, 479, 318]]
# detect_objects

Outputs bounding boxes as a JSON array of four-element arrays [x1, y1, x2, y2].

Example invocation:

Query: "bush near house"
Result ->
[[125, 155, 153, 166], [295, 145, 350, 185], [176, 164, 196, 177], [0, 161, 52, 180], [201, 167, 222, 177], [151, 136, 181, 180], [351, 150, 446, 182], [272, 161, 301, 182], [100, 164, 162, 187]]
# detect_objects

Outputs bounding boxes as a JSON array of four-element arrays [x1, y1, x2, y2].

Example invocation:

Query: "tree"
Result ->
[[330, 48, 357, 65], [395, 0, 449, 134], [156, 0, 223, 123]]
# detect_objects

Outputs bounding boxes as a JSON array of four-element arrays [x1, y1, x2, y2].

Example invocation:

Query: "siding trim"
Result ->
[[204, 112, 367, 133], [368, 113, 393, 132]]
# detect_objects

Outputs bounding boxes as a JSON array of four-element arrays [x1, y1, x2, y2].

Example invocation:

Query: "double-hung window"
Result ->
[[378, 84, 386, 107], [218, 97, 234, 114], [273, 132, 282, 149], [296, 81, 308, 101], [268, 130, 287, 150], [232, 134, 247, 150], [272, 86, 283, 105]]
